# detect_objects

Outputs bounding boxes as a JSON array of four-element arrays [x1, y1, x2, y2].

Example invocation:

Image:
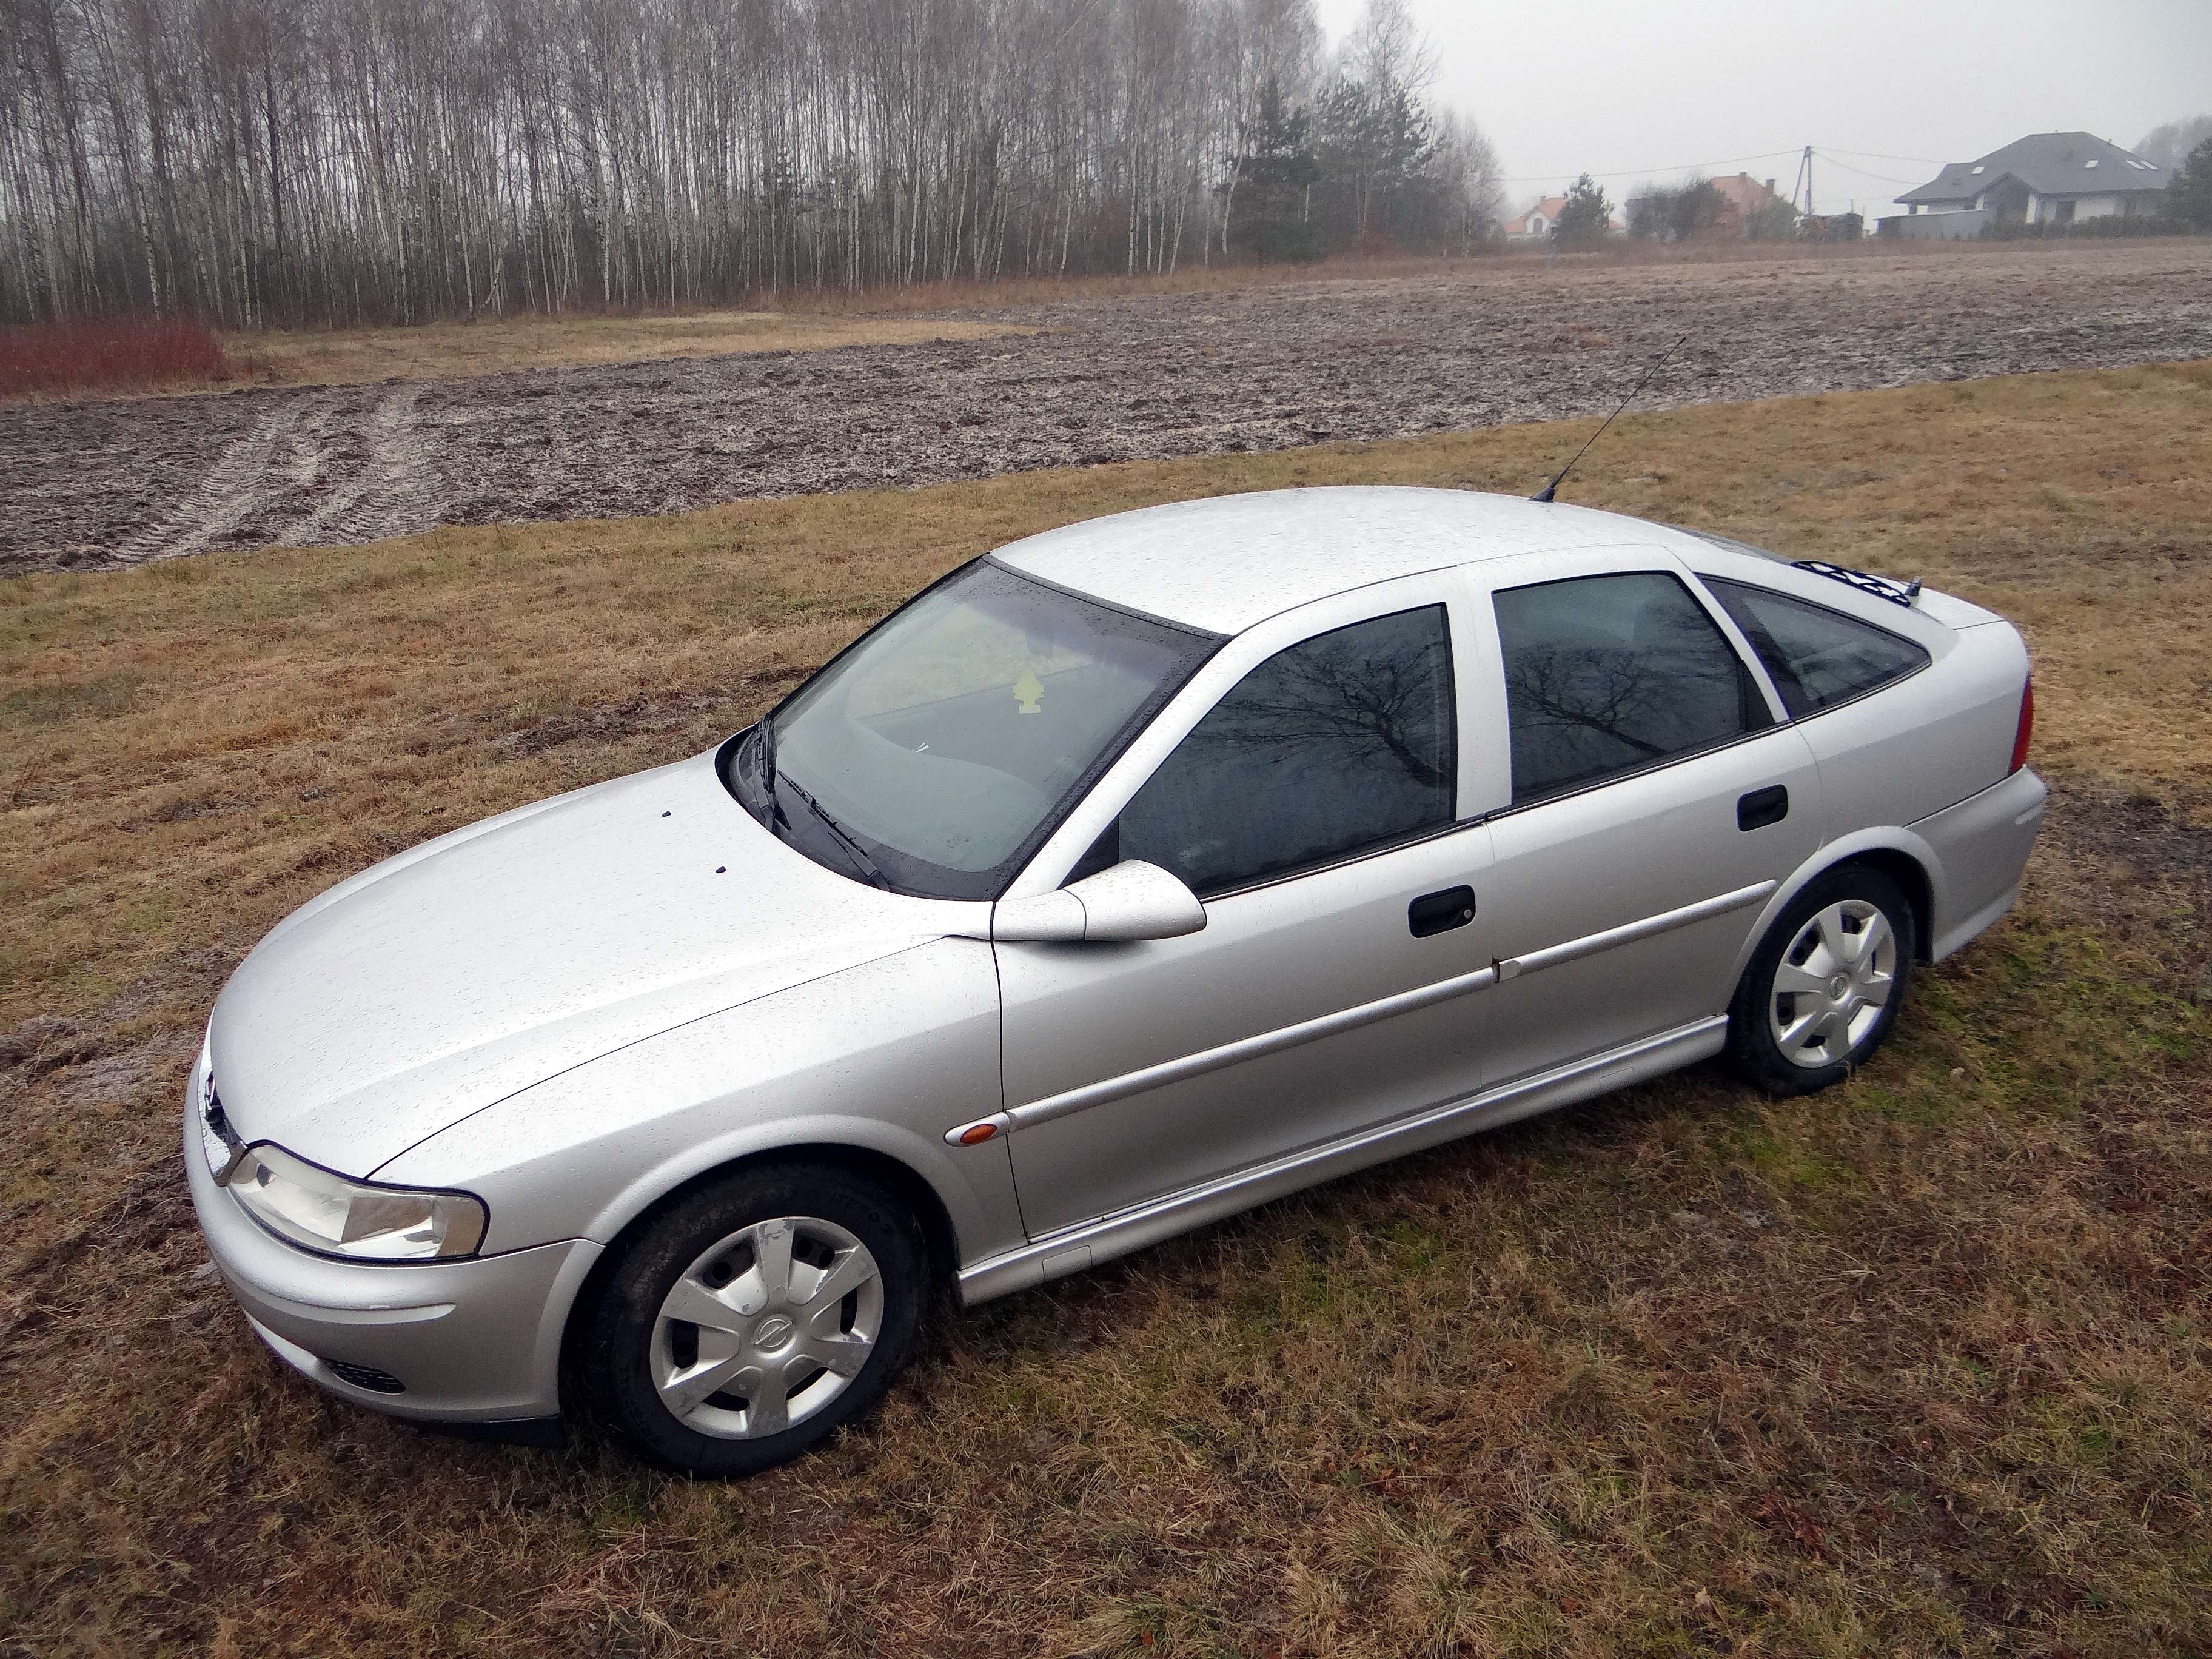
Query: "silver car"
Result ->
[[186, 487, 2045, 1476]]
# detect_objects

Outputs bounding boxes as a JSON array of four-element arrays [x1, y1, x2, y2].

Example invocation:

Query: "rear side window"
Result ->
[[1110, 605, 1456, 896], [1494, 571, 1770, 804], [1702, 577, 1930, 719]]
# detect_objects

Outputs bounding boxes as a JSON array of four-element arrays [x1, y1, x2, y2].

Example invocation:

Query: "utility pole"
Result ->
[[1798, 144, 1815, 216]]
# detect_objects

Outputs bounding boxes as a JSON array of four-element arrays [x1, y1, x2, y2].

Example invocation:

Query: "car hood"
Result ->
[[208, 746, 989, 1175]]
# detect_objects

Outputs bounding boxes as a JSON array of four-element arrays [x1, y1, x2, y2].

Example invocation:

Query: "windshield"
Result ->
[[727, 558, 1221, 899]]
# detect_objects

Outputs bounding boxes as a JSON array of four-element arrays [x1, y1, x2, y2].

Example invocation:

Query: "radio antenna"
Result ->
[[1531, 333, 1690, 503]]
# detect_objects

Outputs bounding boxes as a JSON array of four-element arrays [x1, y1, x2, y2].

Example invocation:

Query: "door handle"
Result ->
[[1409, 886, 1477, 938], [1737, 785, 1789, 831]]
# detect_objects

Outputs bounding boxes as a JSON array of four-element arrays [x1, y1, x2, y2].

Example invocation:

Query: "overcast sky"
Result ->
[[1313, 0, 2212, 217]]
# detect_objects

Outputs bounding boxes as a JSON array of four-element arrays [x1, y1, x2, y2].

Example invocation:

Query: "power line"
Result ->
[[1820, 145, 1949, 167], [1817, 156, 1932, 187], [1500, 150, 1798, 184]]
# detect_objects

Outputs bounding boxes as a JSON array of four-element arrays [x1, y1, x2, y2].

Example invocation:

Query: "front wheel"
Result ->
[[582, 1163, 926, 1477], [1726, 865, 1916, 1096]]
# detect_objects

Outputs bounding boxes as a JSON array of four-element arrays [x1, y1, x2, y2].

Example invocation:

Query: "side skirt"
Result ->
[[956, 1014, 1729, 1305]]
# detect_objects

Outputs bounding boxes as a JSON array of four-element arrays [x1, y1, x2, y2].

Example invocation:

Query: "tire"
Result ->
[[1725, 865, 1916, 1098], [583, 1162, 926, 1478]]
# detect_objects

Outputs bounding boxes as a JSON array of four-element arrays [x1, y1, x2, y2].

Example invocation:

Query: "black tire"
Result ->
[[1725, 865, 1917, 1098], [582, 1162, 925, 1478]]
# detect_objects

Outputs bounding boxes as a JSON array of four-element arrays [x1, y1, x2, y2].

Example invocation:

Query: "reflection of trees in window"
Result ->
[[1187, 619, 1452, 792], [1120, 606, 1455, 895], [1497, 574, 1755, 802]]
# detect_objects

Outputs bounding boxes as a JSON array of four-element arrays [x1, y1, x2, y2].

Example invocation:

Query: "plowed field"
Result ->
[[3, 241, 2207, 578]]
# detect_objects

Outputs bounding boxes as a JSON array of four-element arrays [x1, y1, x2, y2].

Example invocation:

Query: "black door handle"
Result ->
[[1738, 785, 1789, 831], [1409, 886, 1477, 938]]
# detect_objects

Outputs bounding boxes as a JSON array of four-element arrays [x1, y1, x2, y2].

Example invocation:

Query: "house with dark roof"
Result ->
[[1879, 132, 2170, 240]]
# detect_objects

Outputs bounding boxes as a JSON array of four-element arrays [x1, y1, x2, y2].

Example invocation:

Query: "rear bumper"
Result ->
[[1914, 765, 2048, 961], [186, 1099, 602, 1426]]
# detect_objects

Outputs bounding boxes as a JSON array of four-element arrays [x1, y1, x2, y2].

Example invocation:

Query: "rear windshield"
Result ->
[[727, 558, 1221, 900]]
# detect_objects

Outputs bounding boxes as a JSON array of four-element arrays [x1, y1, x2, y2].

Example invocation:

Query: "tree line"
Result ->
[[0, 0, 1501, 330]]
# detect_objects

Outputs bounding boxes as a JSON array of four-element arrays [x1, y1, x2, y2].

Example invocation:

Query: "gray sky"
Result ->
[[1314, 0, 2212, 217]]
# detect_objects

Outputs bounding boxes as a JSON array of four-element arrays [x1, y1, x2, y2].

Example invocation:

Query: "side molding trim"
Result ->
[[1494, 880, 1776, 980], [1007, 961, 1500, 1131], [999, 879, 1775, 1135], [958, 1014, 1730, 1305]]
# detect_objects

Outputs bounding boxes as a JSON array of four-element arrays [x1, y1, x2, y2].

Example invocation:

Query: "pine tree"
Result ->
[[1551, 175, 1612, 246], [1221, 78, 1322, 264]]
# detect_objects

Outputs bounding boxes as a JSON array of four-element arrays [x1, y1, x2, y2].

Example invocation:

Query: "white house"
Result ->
[[1881, 132, 2171, 240]]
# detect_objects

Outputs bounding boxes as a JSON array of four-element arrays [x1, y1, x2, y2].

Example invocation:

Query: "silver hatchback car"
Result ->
[[187, 488, 2045, 1475]]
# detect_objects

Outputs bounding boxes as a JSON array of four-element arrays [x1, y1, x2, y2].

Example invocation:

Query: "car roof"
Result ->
[[991, 486, 1695, 634]]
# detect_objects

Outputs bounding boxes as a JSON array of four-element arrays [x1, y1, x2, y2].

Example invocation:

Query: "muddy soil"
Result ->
[[4, 243, 2208, 578]]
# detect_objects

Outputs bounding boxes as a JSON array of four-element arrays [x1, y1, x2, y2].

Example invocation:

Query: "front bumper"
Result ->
[[186, 1099, 602, 1426]]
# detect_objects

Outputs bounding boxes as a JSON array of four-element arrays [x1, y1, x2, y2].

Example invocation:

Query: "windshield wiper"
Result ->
[[776, 774, 892, 890], [756, 718, 779, 828]]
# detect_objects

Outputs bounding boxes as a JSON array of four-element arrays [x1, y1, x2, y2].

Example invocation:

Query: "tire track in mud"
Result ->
[[4, 243, 2210, 579], [103, 383, 442, 568], [106, 398, 314, 568]]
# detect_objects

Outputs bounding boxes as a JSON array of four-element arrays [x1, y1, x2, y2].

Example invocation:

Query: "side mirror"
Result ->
[[991, 860, 1207, 943]]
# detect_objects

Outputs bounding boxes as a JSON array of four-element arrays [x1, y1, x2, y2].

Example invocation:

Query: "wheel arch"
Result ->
[[1729, 830, 1941, 989], [554, 1139, 963, 1406], [1831, 846, 1934, 962]]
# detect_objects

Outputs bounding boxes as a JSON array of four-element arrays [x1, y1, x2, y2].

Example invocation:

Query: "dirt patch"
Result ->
[[2033, 776, 2212, 1000], [4, 242, 2208, 578]]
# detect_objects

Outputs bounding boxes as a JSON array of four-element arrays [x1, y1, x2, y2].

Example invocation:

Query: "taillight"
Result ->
[[2009, 677, 2034, 774]]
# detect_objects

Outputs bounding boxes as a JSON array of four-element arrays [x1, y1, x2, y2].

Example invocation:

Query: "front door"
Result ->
[[996, 597, 1498, 1239]]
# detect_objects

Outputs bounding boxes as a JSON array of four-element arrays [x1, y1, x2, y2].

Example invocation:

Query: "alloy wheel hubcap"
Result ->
[[1768, 899, 1896, 1070], [649, 1215, 883, 1440]]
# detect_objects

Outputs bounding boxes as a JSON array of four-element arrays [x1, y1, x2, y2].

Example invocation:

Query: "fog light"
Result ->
[[323, 1358, 406, 1394]]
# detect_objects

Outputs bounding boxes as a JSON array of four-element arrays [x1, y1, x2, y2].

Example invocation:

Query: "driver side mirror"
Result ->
[[990, 860, 1207, 943]]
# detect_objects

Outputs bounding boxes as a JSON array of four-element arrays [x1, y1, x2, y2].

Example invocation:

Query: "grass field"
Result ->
[[235, 310, 1042, 390], [224, 239, 2077, 392], [1, 362, 2207, 1657]]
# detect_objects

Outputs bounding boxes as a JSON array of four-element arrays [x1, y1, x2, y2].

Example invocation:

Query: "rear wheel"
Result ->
[[1726, 865, 1915, 1096], [583, 1163, 925, 1477]]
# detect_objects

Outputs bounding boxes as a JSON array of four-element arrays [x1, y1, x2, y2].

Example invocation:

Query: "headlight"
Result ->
[[223, 1142, 488, 1261]]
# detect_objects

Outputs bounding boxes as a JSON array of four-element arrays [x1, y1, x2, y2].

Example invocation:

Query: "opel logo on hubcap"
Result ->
[[752, 1313, 796, 1350], [1829, 972, 1850, 999]]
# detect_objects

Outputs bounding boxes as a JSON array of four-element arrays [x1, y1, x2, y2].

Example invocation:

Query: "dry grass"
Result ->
[[23, 238, 2177, 401], [725, 237, 2119, 321], [235, 312, 1042, 390], [2, 361, 2208, 1657]]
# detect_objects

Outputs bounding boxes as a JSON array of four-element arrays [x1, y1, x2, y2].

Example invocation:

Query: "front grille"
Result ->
[[323, 1358, 407, 1394]]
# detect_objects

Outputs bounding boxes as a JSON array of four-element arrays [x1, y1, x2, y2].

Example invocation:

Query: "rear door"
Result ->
[[1464, 549, 1826, 1087]]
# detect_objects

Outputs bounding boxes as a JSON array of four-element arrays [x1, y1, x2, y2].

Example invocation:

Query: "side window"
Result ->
[[1494, 571, 1769, 805], [1106, 605, 1456, 896], [1701, 577, 1931, 719]]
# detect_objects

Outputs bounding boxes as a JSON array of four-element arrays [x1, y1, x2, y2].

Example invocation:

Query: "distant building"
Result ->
[[1708, 172, 1782, 233], [1504, 193, 1623, 240], [1505, 196, 1566, 240], [1621, 172, 1784, 239], [1880, 132, 2171, 240]]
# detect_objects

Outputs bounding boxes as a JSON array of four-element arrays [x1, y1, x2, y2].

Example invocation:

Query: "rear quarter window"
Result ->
[[1701, 577, 1931, 719]]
